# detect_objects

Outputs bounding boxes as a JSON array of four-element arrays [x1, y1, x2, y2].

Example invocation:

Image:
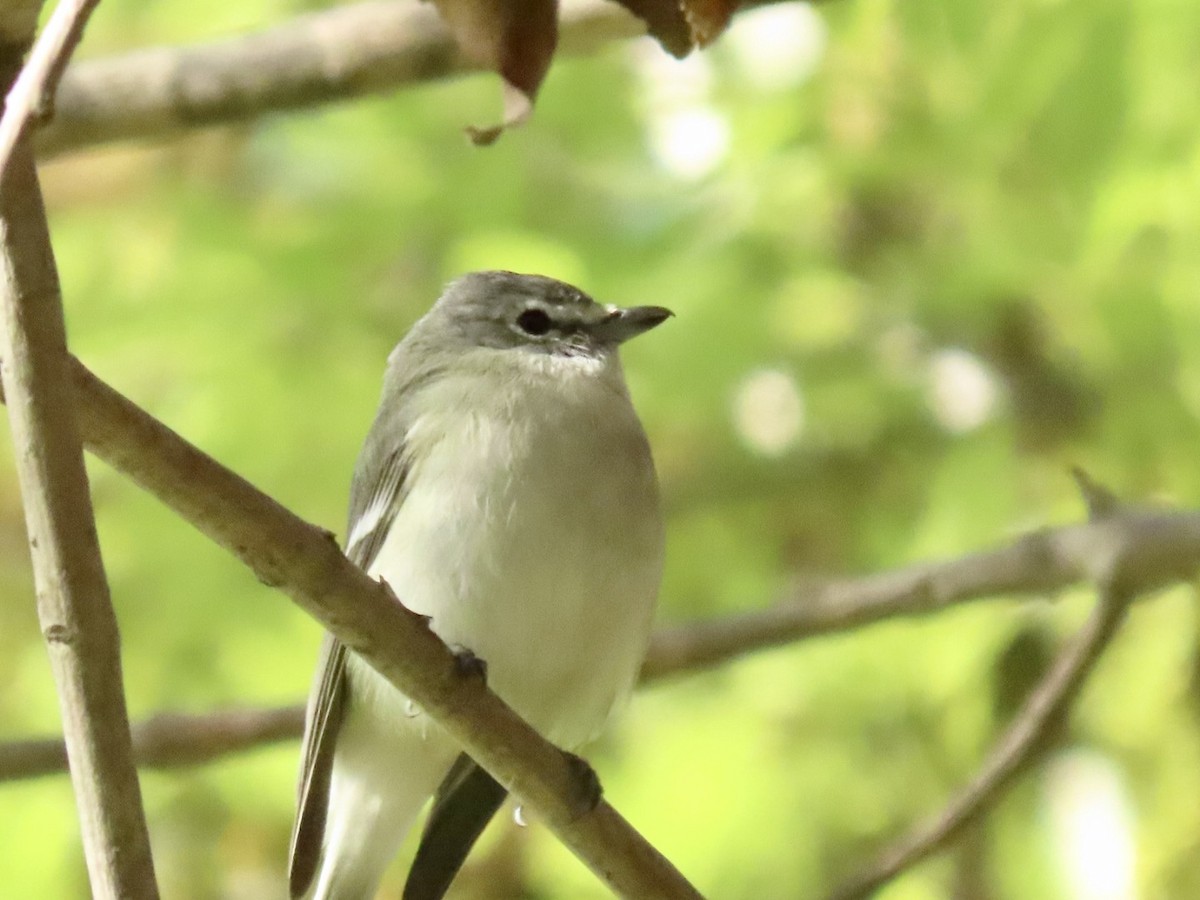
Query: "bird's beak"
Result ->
[[592, 305, 674, 344]]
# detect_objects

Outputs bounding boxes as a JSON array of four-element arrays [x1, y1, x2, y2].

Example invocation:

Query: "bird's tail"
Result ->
[[303, 724, 458, 900]]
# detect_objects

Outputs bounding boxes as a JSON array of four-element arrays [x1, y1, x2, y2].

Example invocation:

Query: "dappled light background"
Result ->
[[3, 0, 1200, 897]]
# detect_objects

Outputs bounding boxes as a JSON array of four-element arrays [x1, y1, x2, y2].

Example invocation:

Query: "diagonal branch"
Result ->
[[0, 2, 157, 894], [827, 580, 1135, 900], [26, 355, 699, 899]]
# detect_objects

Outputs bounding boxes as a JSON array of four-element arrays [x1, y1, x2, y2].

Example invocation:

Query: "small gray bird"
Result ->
[[288, 271, 670, 900]]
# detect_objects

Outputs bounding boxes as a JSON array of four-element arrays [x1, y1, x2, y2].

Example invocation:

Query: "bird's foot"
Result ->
[[562, 751, 603, 819], [450, 645, 488, 684]]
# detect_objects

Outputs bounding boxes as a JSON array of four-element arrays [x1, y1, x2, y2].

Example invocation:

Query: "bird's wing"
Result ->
[[343, 446, 411, 571], [403, 754, 509, 900], [287, 631, 348, 898], [288, 429, 412, 898]]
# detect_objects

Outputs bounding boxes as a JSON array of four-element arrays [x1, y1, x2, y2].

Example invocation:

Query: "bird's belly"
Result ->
[[363, 403, 663, 748]]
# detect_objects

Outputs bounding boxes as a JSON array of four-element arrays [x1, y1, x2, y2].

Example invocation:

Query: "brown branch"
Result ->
[[0, 8, 158, 896], [0, 705, 305, 780], [6, 498, 1200, 782], [36, 0, 651, 157], [827, 580, 1134, 900], [18, 355, 698, 899]]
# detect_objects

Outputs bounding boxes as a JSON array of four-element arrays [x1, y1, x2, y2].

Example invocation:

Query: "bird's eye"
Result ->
[[516, 308, 553, 336]]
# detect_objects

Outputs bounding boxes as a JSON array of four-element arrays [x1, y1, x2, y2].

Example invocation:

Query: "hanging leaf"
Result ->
[[611, 0, 693, 58], [613, 0, 742, 56], [429, 0, 559, 145], [428, 0, 744, 143]]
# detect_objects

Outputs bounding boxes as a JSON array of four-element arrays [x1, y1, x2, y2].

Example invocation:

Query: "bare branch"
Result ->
[[827, 580, 1135, 900], [0, 12, 158, 895], [642, 505, 1200, 680], [37, 0, 651, 157], [0, 705, 305, 780], [13, 355, 698, 899], [6, 496, 1200, 781]]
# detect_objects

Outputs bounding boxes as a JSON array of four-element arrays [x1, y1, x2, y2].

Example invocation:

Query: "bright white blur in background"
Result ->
[[631, 2, 827, 180], [926, 347, 1000, 433], [1044, 749, 1138, 900], [726, 3, 828, 90], [732, 368, 806, 455]]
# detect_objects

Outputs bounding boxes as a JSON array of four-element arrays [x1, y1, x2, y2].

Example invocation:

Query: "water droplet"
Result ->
[[404, 700, 420, 719], [513, 805, 527, 828]]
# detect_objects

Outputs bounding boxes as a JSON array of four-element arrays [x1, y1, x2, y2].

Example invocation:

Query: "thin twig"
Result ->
[[0, 0, 100, 174], [827, 580, 1135, 900]]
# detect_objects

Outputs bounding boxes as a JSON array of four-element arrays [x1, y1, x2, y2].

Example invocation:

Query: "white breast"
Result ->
[[360, 350, 664, 748]]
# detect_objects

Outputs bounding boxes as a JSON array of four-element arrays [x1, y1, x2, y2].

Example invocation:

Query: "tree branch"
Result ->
[[6, 494, 1200, 782], [36, 0, 653, 157], [0, 705, 305, 780], [827, 580, 1134, 900], [0, 3, 158, 894], [12, 355, 698, 899], [642, 503, 1200, 679]]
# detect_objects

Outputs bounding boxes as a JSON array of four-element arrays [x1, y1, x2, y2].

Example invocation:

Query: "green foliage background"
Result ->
[[3, 0, 1200, 896]]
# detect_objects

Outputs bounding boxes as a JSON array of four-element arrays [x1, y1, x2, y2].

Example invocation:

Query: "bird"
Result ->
[[288, 271, 670, 900]]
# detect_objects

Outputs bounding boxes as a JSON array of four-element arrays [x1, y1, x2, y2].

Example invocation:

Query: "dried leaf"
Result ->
[[610, 0, 693, 58], [429, 0, 558, 144], [612, 0, 743, 57], [428, 0, 744, 142]]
